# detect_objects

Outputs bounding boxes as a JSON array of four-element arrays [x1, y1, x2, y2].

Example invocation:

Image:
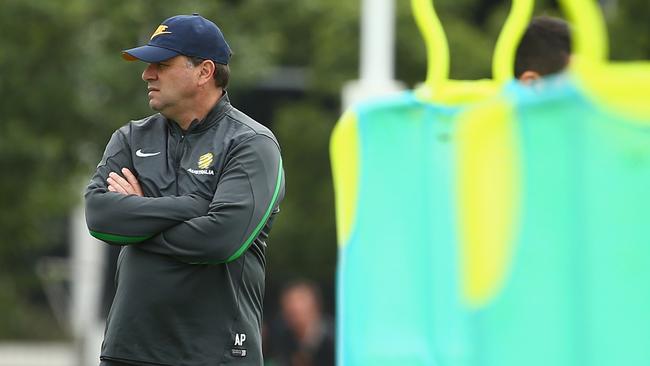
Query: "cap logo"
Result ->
[[150, 25, 172, 40]]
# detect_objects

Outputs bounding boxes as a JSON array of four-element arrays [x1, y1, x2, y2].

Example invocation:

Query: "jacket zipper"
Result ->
[[174, 133, 186, 195]]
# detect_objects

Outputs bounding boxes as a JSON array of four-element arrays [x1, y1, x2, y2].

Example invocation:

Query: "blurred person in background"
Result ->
[[515, 16, 572, 83], [268, 280, 335, 366], [85, 13, 285, 366]]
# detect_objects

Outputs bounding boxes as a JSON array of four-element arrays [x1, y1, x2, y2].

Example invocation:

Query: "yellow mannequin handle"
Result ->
[[492, 0, 535, 83], [411, 0, 534, 91], [411, 0, 448, 89], [412, 0, 608, 97], [559, 0, 608, 64]]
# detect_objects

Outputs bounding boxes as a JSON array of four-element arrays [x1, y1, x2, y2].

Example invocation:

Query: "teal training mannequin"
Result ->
[[331, 0, 650, 364]]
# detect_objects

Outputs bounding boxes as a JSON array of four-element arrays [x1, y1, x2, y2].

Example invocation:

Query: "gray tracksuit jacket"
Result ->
[[85, 93, 285, 366]]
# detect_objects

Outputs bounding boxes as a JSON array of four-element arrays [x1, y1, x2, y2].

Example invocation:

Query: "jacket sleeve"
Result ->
[[136, 134, 285, 263], [84, 129, 211, 245]]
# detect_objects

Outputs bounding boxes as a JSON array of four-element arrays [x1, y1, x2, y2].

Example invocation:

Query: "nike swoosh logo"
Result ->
[[136, 149, 161, 158]]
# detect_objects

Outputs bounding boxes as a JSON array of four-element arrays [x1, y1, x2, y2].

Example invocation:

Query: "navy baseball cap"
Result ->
[[122, 14, 231, 64]]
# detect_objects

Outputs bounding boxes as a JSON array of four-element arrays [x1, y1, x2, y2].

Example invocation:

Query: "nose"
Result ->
[[142, 63, 157, 82]]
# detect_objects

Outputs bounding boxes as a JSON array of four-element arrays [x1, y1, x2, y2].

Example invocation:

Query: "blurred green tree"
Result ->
[[0, 0, 88, 339]]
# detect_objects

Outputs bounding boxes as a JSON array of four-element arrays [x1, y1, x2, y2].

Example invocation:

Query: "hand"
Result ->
[[107, 168, 143, 196]]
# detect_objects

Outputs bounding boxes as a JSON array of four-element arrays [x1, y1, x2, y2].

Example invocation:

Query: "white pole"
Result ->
[[360, 0, 395, 84], [342, 0, 404, 110], [71, 203, 106, 366]]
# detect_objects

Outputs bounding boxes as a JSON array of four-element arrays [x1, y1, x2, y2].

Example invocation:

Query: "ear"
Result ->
[[518, 70, 541, 85], [197, 60, 216, 87]]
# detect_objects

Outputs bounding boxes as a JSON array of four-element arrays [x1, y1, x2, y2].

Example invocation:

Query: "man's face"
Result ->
[[141, 55, 199, 115]]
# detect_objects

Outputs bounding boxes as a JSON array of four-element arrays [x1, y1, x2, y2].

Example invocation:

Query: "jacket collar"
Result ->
[[167, 91, 232, 134]]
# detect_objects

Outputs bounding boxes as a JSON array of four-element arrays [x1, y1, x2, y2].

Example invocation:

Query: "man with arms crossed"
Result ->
[[85, 14, 285, 366]]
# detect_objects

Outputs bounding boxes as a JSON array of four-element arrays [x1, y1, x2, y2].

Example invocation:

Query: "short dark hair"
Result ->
[[514, 16, 571, 78], [187, 56, 230, 89]]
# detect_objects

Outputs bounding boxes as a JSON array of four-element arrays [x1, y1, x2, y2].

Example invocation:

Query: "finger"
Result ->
[[108, 184, 124, 194], [121, 168, 143, 196], [109, 172, 135, 195], [107, 176, 128, 195], [108, 183, 126, 194], [107, 177, 126, 194]]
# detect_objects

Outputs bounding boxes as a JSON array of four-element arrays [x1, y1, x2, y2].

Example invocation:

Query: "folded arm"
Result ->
[[137, 135, 285, 264], [84, 129, 210, 245]]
